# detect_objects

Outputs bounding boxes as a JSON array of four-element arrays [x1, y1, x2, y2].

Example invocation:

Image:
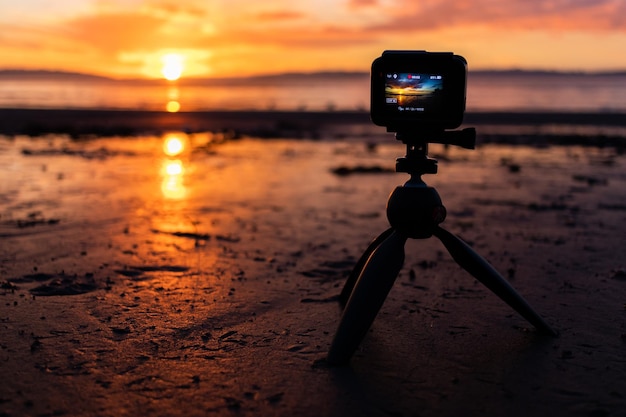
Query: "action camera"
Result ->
[[370, 50, 468, 132]]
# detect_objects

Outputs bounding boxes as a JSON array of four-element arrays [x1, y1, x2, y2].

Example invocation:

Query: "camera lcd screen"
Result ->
[[370, 51, 467, 130], [384, 73, 444, 114]]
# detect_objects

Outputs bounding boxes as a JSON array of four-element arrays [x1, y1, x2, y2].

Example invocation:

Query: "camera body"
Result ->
[[370, 50, 467, 132]]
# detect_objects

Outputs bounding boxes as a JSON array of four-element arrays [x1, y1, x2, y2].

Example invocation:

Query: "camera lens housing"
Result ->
[[370, 50, 467, 132]]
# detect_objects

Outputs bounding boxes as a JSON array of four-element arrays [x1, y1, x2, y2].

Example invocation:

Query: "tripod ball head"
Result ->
[[387, 185, 446, 238]]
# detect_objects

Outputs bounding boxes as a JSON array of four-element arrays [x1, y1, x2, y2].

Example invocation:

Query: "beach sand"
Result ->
[[1, 114, 626, 416]]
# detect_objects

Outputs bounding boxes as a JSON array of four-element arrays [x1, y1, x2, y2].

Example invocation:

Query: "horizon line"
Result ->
[[2, 68, 626, 82]]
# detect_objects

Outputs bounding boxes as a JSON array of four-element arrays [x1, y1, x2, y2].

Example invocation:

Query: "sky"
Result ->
[[1, 0, 625, 79]]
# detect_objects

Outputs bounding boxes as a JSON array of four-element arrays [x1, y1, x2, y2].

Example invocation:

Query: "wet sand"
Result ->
[[1, 121, 626, 416]]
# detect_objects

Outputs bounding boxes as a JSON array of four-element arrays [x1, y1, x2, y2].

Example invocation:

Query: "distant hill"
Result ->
[[179, 71, 371, 86], [1, 68, 624, 83], [0, 69, 372, 86], [0, 69, 115, 81], [471, 69, 626, 77]]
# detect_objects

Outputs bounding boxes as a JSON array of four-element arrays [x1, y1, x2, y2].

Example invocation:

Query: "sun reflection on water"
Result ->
[[166, 86, 181, 112], [166, 100, 181, 112], [163, 133, 186, 156], [161, 159, 187, 200], [161, 134, 189, 200]]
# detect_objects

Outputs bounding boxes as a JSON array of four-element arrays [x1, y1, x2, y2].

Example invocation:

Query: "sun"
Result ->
[[161, 53, 184, 81]]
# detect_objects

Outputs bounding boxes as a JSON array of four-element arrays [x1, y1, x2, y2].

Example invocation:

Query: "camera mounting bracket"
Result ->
[[394, 127, 476, 177]]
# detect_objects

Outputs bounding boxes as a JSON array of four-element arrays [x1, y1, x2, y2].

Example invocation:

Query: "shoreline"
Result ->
[[1, 108, 625, 146]]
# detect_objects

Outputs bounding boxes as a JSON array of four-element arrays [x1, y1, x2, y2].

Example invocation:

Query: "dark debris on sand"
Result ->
[[8, 272, 99, 296], [330, 165, 395, 176]]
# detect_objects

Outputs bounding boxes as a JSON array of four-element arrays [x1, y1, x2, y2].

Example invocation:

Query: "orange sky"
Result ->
[[1, 0, 625, 79]]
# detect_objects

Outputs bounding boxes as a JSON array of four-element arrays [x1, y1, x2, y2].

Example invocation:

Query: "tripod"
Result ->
[[327, 128, 556, 365]]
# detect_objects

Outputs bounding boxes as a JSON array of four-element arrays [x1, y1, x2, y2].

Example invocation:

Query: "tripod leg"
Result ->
[[339, 228, 395, 306], [433, 226, 557, 336], [328, 231, 407, 365]]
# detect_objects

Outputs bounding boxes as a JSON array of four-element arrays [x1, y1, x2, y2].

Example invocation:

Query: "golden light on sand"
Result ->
[[166, 100, 181, 113], [163, 134, 185, 156], [161, 159, 187, 200], [165, 159, 184, 176], [161, 53, 184, 81]]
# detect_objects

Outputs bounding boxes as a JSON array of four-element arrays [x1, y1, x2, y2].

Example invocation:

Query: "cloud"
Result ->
[[39, 6, 212, 55], [252, 10, 306, 21], [1, 0, 624, 76], [367, 0, 626, 32], [217, 0, 626, 52], [12, 0, 626, 57], [0, 3, 216, 76], [61, 13, 167, 54], [143, 2, 207, 17], [348, 0, 379, 7], [212, 25, 377, 48]]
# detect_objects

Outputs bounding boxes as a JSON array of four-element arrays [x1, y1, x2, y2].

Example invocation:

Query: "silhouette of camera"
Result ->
[[370, 50, 467, 132]]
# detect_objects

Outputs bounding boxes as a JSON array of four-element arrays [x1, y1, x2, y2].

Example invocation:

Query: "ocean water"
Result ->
[[0, 71, 625, 113]]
